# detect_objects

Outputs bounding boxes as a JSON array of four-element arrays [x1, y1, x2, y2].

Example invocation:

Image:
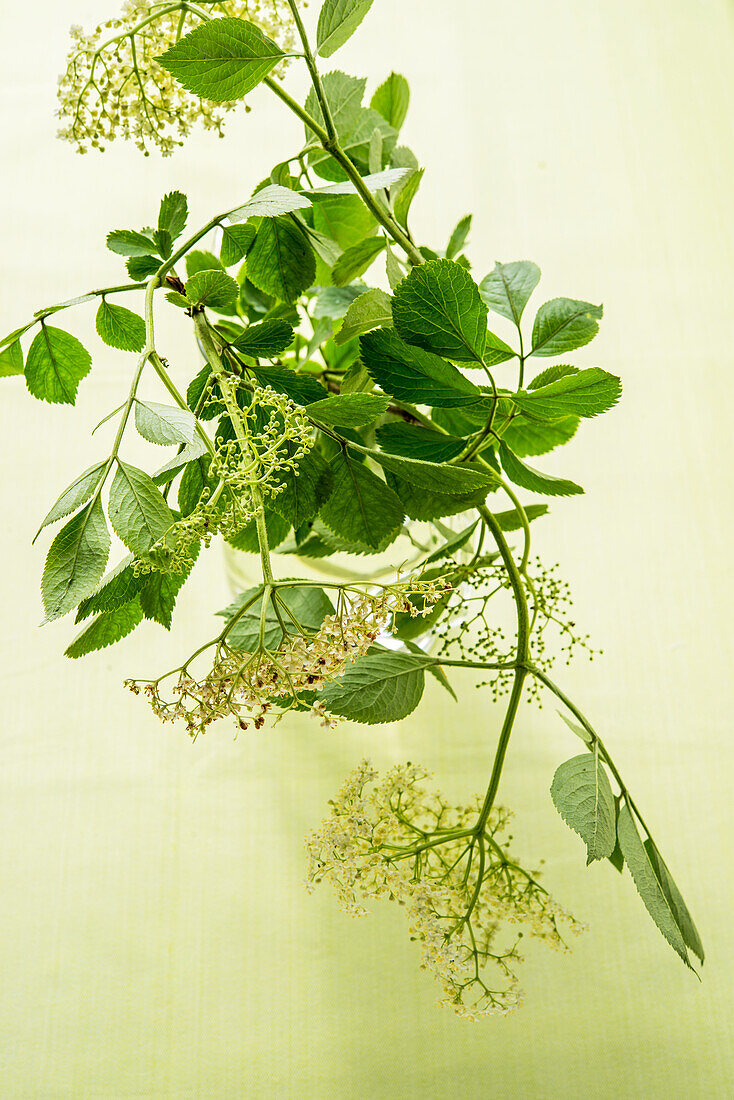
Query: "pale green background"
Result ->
[[1, 1, 733, 1096]]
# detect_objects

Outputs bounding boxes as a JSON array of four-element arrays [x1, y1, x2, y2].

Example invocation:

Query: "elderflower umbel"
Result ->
[[129, 579, 450, 737], [306, 761, 585, 1020], [58, 1, 295, 155]]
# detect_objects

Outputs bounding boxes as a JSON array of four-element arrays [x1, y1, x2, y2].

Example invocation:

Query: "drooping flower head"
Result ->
[[57, 1, 295, 155]]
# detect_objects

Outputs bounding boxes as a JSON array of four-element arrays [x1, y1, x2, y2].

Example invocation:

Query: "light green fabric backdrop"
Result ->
[[1, 1, 733, 1096]]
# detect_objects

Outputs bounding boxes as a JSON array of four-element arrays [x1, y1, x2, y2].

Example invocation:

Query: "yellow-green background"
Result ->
[[1, 1, 733, 1096]]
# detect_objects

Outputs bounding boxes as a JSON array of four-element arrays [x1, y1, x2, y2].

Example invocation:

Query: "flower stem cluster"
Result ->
[[432, 553, 597, 703], [137, 384, 313, 574], [127, 578, 450, 737], [306, 761, 584, 1020], [57, 0, 295, 154]]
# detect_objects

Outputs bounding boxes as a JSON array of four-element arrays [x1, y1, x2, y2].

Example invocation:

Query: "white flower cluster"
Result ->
[[306, 761, 584, 1020], [129, 580, 449, 737], [57, 1, 295, 155]]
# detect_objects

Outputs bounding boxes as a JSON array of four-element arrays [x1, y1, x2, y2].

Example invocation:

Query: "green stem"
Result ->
[[529, 666, 659, 848], [263, 6, 424, 266], [473, 505, 531, 834]]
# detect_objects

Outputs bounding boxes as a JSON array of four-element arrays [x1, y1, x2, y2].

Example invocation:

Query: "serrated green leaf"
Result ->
[[41, 497, 110, 621], [531, 297, 603, 357], [392, 259, 490, 363], [550, 749, 616, 864], [219, 222, 255, 267], [106, 229, 156, 257], [177, 454, 212, 516], [218, 584, 334, 651], [643, 838, 704, 964], [65, 597, 144, 658], [375, 423, 465, 462], [75, 556, 141, 621], [446, 215, 472, 261], [153, 438, 209, 482], [608, 798, 625, 873], [308, 393, 389, 428], [231, 319, 294, 358], [139, 545, 198, 629], [385, 240, 405, 291], [371, 72, 410, 130], [617, 803, 693, 967], [425, 520, 479, 563], [108, 460, 174, 556], [332, 236, 386, 286], [528, 364, 579, 390], [317, 0, 374, 57], [513, 367, 622, 420], [158, 17, 284, 102], [492, 502, 549, 532], [271, 446, 334, 527], [308, 107, 397, 183], [227, 185, 312, 223], [556, 711, 594, 746], [319, 651, 426, 723], [313, 285, 364, 320], [0, 339, 24, 377], [34, 461, 107, 543], [308, 168, 408, 197], [384, 470, 487, 521], [95, 301, 146, 352], [320, 451, 403, 549], [499, 442, 583, 497], [249, 363, 327, 406], [340, 359, 373, 393], [135, 400, 197, 446], [369, 448, 495, 495], [305, 71, 366, 139], [0, 322, 35, 353], [246, 217, 316, 302], [152, 228, 172, 260], [185, 250, 222, 277], [336, 288, 393, 344], [360, 326, 482, 407], [312, 192, 376, 250], [185, 270, 239, 312], [479, 261, 540, 325], [501, 414, 579, 457], [158, 191, 188, 239], [25, 325, 92, 405], [126, 256, 160, 282], [393, 167, 423, 229]]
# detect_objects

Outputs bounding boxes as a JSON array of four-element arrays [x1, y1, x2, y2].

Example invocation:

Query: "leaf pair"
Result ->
[[551, 749, 704, 970]]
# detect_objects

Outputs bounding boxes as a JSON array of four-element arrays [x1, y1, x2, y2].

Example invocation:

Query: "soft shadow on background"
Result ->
[[1, 1, 733, 1097]]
